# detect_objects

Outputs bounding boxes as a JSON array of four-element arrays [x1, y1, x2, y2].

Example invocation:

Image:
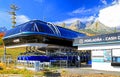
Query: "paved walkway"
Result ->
[[0, 68, 120, 77], [58, 67, 120, 76], [0, 74, 22, 77]]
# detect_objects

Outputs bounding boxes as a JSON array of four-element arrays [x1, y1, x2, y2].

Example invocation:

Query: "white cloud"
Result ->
[[0, 11, 11, 28], [112, 0, 120, 4], [54, 18, 80, 24], [98, 3, 120, 27], [54, 16, 95, 24], [69, 7, 100, 16], [101, 0, 107, 5], [0, 11, 30, 29], [71, 8, 92, 14], [82, 16, 96, 22], [16, 15, 30, 24]]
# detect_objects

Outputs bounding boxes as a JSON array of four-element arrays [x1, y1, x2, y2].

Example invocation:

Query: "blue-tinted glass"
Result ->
[[21, 22, 34, 32], [112, 57, 117, 62], [4, 20, 86, 39], [36, 21, 54, 34], [5, 25, 21, 36], [57, 26, 85, 39], [112, 57, 120, 63], [117, 58, 120, 62]]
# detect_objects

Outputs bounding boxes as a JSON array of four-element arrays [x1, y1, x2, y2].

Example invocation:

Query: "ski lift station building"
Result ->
[[3, 20, 120, 72], [73, 32, 120, 71], [3, 20, 90, 71]]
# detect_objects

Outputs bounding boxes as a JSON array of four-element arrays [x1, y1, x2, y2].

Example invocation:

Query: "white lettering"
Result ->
[[84, 37, 102, 43], [13, 39, 20, 43], [105, 36, 117, 41]]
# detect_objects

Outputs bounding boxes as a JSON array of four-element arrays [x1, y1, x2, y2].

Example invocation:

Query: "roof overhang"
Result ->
[[5, 43, 48, 48], [5, 43, 74, 50]]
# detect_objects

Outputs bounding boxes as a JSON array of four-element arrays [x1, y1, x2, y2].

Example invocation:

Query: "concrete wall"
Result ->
[[92, 49, 120, 71], [92, 62, 120, 71]]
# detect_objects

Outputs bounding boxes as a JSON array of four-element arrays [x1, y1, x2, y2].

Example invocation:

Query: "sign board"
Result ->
[[13, 39, 20, 43], [74, 32, 120, 45]]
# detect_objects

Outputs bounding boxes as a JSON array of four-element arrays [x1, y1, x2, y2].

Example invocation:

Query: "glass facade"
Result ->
[[92, 49, 112, 63], [111, 49, 120, 66], [112, 57, 120, 63]]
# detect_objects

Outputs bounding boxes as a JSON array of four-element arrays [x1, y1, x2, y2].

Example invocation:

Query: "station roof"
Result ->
[[4, 20, 86, 40]]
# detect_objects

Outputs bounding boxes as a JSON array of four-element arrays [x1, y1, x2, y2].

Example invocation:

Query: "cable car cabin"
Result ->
[[3, 20, 86, 48]]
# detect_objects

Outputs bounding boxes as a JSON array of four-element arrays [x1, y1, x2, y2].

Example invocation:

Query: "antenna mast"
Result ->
[[9, 4, 19, 28]]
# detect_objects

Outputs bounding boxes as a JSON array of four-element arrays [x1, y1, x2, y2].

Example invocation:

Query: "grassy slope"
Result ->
[[0, 47, 26, 60], [0, 38, 3, 45], [0, 33, 26, 60], [0, 34, 25, 60]]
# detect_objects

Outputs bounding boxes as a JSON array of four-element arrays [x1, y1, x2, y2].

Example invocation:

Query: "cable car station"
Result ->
[[3, 20, 91, 71]]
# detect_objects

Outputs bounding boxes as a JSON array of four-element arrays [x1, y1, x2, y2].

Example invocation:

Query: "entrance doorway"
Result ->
[[78, 50, 92, 67]]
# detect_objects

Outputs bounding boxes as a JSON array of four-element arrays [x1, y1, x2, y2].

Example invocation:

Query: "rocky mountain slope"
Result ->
[[65, 20, 115, 36], [83, 20, 114, 35]]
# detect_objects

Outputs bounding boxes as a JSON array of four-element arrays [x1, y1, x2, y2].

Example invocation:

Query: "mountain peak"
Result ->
[[68, 20, 86, 31], [85, 20, 114, 35]]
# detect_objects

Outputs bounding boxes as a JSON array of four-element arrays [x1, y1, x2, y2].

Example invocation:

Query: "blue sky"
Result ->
[[0, 0, 120, 29]]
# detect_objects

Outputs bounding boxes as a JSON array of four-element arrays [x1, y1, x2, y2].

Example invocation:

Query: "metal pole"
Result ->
[[3, 46, 6, 63], [46, 49, 48, 55]]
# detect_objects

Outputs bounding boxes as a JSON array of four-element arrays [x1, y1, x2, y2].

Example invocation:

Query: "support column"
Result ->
[[46, 49, 48, 55], [3, 46, 6, 63]]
